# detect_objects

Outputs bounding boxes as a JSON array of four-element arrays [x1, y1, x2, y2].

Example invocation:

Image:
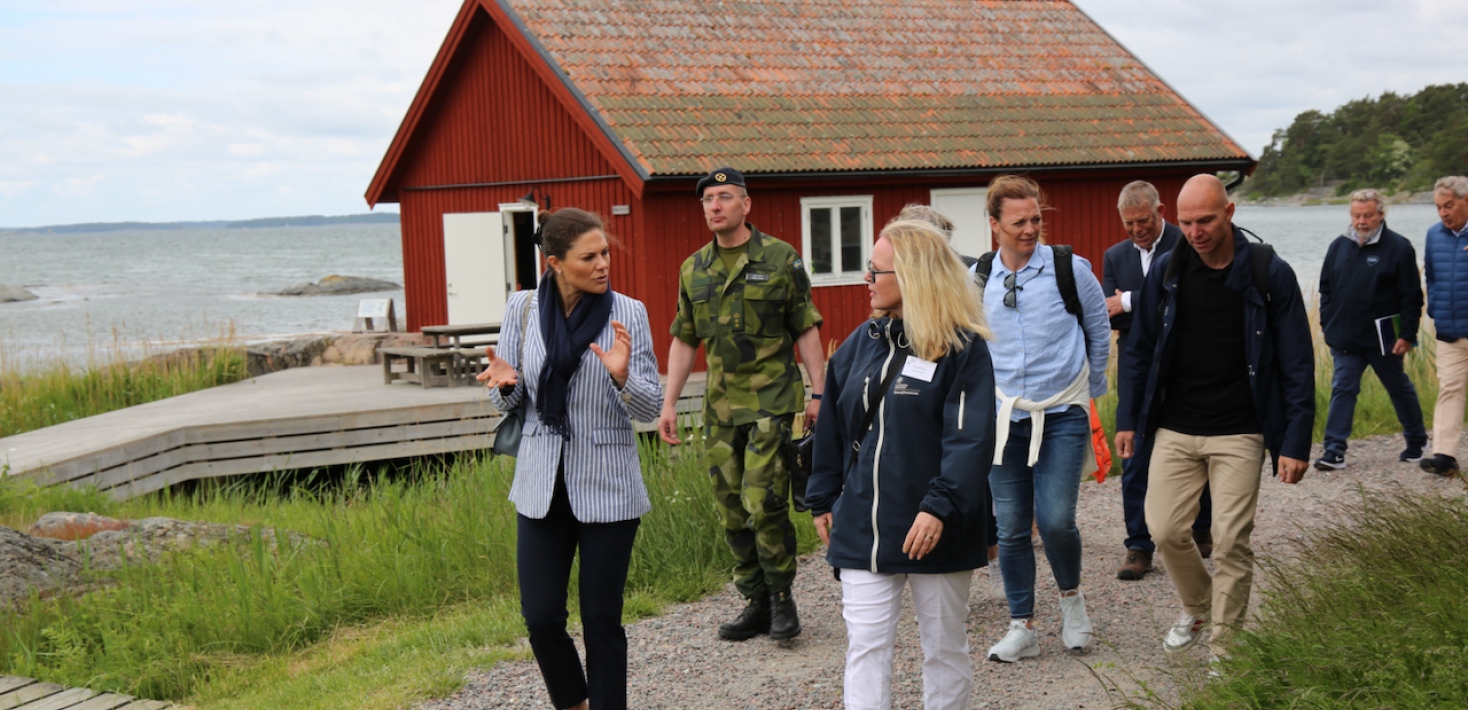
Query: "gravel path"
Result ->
[[420, 434, 1467, 709]]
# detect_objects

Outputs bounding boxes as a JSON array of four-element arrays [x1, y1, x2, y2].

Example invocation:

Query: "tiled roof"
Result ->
[[505, 0, 1251, 177]]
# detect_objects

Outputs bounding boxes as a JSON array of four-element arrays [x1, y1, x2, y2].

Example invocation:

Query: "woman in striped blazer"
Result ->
[[479, 208, 662, 710]]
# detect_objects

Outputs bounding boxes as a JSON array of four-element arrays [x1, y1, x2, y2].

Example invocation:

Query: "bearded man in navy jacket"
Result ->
[[1314, 189, 1426, 472], [1102, 180, 1210, 581]]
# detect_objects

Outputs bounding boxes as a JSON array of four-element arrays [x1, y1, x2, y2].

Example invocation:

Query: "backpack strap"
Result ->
[[975, 251, 997, 287], [1250, 243, 1273, 303], [1051, 245, 1082, 318]]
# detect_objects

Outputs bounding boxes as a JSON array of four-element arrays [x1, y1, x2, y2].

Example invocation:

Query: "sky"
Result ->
[[0, 1, 1464, 229]]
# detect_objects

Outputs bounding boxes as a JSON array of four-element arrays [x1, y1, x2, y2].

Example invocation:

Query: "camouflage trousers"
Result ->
[[706, 415, 798, 600]]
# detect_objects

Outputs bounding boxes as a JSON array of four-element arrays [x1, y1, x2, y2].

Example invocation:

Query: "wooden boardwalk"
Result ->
[[0, 676, 171, 710], [0, 366, 707, 500]]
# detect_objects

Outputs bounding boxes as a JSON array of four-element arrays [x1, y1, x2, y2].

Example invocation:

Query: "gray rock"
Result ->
[[272, 274, 399, 296], [0, 525, 80, 609], [245, 336, 333, 376], [0, 285, 39, 302]]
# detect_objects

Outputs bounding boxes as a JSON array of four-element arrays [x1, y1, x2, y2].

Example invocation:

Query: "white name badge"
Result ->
[[901, 357, 937, 382]]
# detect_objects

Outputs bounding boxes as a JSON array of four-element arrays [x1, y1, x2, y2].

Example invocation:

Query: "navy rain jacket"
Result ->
[[806, 317, 996, 574], [1117, 227, 1315, 473]]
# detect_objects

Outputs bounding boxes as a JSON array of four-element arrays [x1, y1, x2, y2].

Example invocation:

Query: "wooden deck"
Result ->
[[0, 677, 171, 710], [0, 366, 708, 500]]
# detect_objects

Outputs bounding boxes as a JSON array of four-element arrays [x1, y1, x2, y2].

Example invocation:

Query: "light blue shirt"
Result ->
[[983, 244, 1111, 420]]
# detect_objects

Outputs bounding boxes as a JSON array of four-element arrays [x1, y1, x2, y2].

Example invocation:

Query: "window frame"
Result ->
[[799, 195, 874, 287]]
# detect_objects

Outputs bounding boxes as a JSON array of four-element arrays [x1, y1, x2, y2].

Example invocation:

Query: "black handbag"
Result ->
[[789, 431, 815, 512], [491, 295, 534, 457]]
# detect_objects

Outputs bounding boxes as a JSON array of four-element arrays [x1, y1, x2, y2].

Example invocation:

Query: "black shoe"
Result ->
[[718, 596, 770, 641], [1420, 454, 1460, 478], [769, 590, 802, 640], [1314, 451, 1346, 471], [1400, 444, 1425, 463]]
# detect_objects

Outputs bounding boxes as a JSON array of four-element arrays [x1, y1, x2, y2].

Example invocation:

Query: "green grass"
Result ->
[[0, 441, 819, 708], [0, 342, 250, 439], [1177, 489, 1468, 709]]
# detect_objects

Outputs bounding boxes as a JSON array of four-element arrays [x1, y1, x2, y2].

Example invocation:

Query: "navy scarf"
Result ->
[[536, 274, 612, 439]]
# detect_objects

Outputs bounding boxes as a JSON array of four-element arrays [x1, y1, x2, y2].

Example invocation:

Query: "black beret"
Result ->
[[695, 166, 746, 195]]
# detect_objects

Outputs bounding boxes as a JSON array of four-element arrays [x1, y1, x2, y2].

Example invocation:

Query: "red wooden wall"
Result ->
[[390, 11, 635, 331]]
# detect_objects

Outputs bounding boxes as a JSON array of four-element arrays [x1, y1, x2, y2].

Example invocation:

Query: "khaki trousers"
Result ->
[[1432, 337, 1468, 458], [1145, 428, 1266, 648]]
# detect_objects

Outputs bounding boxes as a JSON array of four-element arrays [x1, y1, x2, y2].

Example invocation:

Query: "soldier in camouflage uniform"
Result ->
[[659, 166, 826, 641]]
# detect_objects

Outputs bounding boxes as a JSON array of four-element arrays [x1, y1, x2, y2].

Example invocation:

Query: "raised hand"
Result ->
[[589, 320, 631, 388], [475, 345, 518, 389]]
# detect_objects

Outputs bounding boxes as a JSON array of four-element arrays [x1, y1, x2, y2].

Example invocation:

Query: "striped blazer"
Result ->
[[488, 289, 663, 522]]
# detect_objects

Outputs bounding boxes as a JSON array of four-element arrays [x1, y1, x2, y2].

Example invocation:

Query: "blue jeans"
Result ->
[[989, 405, 1088, 619], [1122, 437, 1211, 553], [1323, 347, 1428, 455]]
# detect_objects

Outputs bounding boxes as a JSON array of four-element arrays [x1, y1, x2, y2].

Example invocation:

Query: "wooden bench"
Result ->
[[380, 346, 484, 387], [421, 322, 502, 351]]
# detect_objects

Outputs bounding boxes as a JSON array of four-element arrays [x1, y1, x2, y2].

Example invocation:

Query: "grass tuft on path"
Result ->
[[1181, 488, 1468, 708]]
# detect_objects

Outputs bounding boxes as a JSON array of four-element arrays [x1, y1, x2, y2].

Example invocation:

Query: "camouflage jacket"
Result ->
[[670, 225, 823, 426]]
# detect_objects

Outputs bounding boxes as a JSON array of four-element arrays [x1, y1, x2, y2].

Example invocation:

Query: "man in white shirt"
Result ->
[[1101, 180, 1210, 580]]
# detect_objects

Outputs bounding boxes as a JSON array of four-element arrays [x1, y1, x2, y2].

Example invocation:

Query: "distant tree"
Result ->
[[1242, 83, 1468, 197]]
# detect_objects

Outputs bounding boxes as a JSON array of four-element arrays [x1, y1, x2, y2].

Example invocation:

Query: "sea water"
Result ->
[[0, 204, 1447, 368]]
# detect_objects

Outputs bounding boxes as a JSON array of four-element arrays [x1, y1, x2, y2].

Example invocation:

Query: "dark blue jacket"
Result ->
[[1424, 222, 1468, 341], [1319, 225, 1422, 353], [807, 318, 995, 574], [1117, 227, 1315, 472], [1102, 223, 1181, 334]]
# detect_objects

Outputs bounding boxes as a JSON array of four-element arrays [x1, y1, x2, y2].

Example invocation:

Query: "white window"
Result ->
[[930, 187, 992, 258], [801, 195, 873, 286]]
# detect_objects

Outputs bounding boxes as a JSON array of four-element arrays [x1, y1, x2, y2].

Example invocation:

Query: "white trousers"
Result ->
[[840, 568, 973, 710]]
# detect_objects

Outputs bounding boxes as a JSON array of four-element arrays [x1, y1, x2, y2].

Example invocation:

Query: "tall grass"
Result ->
[[0, 339, 250, 439], [0, 441, 816, 703], [1181, 489, 1468, 708]]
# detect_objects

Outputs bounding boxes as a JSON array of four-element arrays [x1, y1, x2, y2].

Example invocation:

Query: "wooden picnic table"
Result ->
[[421, 322, 502, 350]]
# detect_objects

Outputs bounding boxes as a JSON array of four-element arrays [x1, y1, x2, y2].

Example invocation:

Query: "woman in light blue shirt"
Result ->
[[976, 176, 1110, 663]]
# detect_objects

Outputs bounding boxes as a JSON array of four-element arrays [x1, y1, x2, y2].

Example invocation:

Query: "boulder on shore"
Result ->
[[0, 284, 39, 302], [271, 274, 399, 296]]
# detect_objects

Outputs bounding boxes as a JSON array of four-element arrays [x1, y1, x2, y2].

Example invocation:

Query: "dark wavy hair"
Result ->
[[536, 208, 616, 258]]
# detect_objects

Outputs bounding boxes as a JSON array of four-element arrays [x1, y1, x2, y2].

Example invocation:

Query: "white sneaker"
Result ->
[[1163, 611, 1208, 652], [987, 619, 1040, 663], [1059, 590, 1093, 651]]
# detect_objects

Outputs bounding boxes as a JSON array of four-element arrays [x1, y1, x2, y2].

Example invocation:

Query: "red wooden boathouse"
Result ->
[[365, 0, 1254, 362]]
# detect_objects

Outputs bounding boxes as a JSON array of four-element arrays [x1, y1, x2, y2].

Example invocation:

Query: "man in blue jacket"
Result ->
[[1420, 176, 1468, 477], [1315, 189, 1426, 471], [1102, 180, 1211, 581], [1116, 174, 1314, 661]]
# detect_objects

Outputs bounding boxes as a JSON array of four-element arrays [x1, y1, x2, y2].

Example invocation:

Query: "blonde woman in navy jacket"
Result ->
[[479, 208, 662, 710], [807, 220, 996, 710]]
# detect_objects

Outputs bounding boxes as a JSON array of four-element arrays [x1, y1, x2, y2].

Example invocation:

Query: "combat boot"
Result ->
[[769, 590, 801, 640], [717, 596, 770, 641]]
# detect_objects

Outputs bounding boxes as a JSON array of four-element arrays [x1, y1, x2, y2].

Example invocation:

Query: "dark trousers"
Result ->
[[1122, 436, 1211, 553], [1323, 347, 1427, 455], [518, 472, 640, 710]]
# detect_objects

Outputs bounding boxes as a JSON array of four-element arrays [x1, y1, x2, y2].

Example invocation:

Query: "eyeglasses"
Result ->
[[866, 261, 896, 279], [1002, 264, 1045, 308], [699, 193, 742, 206]]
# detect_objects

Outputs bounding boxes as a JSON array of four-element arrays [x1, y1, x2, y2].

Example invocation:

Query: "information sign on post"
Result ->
[[355, 298, 397, 333]]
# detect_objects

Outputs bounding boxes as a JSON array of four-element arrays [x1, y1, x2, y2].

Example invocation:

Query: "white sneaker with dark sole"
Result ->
[[987, 619, 1040, 662]]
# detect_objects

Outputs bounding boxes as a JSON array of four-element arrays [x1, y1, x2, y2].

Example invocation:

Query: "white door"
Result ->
[[443, 212, 506, 325], [930, 187, 992, 257]]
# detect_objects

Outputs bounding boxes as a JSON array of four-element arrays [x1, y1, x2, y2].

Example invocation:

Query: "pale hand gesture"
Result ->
[[903, 512, 944, 560], [475, 345, 518, 389], [589, 320, 631, 389], [1105, 289, 1125, 318]]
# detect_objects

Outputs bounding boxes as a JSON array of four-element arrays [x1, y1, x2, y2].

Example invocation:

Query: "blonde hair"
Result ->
[[880, 220, 990, 360]]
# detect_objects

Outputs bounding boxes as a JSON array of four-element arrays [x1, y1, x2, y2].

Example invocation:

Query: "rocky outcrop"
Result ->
[[245, 336, 334, 375], [271, 275, 400, 296], [0, 285, 39, 302], [0, 526, 80, 607], [3, 514, 316, 609], [313, 332, 431, 367]]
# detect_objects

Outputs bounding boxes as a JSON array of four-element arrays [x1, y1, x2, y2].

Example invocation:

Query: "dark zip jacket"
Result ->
[[806, 318, 996, 574], [1117, 227, 1315, 473], [1319, 224, 1422, 353]]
